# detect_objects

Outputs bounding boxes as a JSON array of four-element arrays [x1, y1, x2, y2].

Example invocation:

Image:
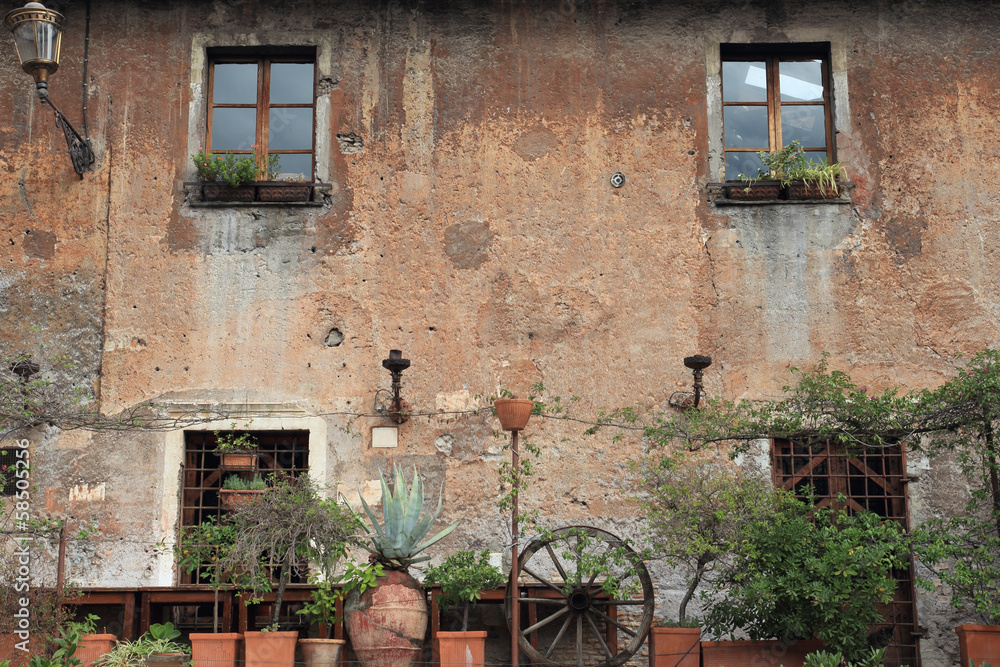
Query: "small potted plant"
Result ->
[[701, 492, 910, 667], [69, 615, 116, 667], [423, 550, 505, 667], [219, 474, 267, 510], [730, 141, 846, 200], [346, 464, 458, 667], [219, 475, 358, 667], [636, 450, 773, 667], [176, 522, 242, 667], [191, 149, 260, 202], [213, 426, 259, 472], [95, 623, 189, 667]]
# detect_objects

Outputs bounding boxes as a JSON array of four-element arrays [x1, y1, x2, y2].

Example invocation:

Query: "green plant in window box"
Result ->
[[190, 148, 282, 188], [221, 474, 267, 491], [738, 141, 846, 197]]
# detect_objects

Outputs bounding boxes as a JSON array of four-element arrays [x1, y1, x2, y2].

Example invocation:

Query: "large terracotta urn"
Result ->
[[346, 569, 427, 667]]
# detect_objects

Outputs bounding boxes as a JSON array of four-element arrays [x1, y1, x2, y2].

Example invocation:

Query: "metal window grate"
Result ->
[[772, 439, 920, 667], [180, 430, 310, 585]]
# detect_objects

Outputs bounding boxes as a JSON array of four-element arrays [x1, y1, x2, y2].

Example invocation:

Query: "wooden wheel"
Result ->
[[505, 526, 654, 667]]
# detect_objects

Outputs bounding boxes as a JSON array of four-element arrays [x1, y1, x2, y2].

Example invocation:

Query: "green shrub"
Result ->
[[703, 492, 910, 660]]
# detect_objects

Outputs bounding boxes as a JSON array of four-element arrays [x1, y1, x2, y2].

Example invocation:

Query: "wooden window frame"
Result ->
[[206, 52, 316, 180], [721, 44, 835, 179]]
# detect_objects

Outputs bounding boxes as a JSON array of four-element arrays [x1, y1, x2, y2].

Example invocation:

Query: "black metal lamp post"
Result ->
[[5, 2, 94, 177]]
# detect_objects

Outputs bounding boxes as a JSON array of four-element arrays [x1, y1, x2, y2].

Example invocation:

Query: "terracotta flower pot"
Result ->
[[956, 623, 1000, 667], [346, 569, 427, 667], [786, 182, 841, 200], [219, 488, 265, 510], [649, 627, 701, 667], [299, 638, 346, 667], [189, 633, 242, 667], [201, 183, 255, 202], [219, 452, 258, 471], [701, 639, 822, 667], [256, 182, 313, 202], [244, 630, 298, 667], [437, 631, 487, 667], [77, 634, 117, 667], [724, 180, 783, 201], [494, 399, 534, 432]]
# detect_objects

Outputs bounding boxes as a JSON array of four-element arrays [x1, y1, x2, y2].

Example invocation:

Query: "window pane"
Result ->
[[724, 106, 769, 148], [804, 150, 831, 165], [270, 63, 314, 104], [268, 108, 313, 150], [725, 152, 764, 181], [211, 108, 256, 151], [213, 63, 258, 105], [723, 61, 767, 103], [272, 153, 313, 180], [779, 60, 824, 102], [781, 105, 827, 148]]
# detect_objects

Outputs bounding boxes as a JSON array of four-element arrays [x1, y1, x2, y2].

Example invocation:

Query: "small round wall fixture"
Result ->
[[610, 172, 626, 188]]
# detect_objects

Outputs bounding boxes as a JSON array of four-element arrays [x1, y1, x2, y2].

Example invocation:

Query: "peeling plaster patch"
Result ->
[[23, 229, 56, 259], [443, 221, 492, 269], [434, 434, 454, 455], [0, 271, 20, 313], [343, 479, 382, 511], [436, 389, 473, 413], [337, 133, 364, 154], [513, 127, 558, 161], [69, 482, 106, 503]]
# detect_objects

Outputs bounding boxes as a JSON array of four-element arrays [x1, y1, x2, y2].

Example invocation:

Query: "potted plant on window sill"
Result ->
[[219, 474, 267, 510], [191, 148, 314, 203], [730, 141, 846, 201], [214, 426, 260, 472], [71, 614, 117, 667], [424, 550, 505, 667]]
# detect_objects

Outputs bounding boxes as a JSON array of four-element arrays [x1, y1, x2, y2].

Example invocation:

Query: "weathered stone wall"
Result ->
[[3, 0, 1000, 664]]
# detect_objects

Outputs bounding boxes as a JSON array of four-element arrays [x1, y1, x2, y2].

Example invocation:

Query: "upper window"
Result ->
[[721, 44, 833, 180], [208, 51, 316, 181]]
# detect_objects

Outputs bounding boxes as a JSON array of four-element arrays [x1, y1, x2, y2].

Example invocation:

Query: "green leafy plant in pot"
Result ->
[[218, 474, 359, 667], [636, 449, 774, 667], [424, 550, 504, 667], [94, 623, 189, 667], [346, 464, 458, 667], [702, 491, 911, 663]]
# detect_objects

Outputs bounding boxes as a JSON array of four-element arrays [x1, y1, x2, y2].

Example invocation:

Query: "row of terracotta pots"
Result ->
[[69, 631, 345, 667], [649, 628, 821, 667]]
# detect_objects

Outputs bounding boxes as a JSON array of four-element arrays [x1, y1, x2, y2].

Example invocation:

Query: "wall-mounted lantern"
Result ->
[[683, 355, 712, 408], [5, 2, 94, 177], [376, 350, 411, 424]]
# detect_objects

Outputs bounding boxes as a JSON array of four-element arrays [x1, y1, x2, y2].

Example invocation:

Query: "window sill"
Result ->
[[183, 181, 331, 207], [708, 181, 855, 206]]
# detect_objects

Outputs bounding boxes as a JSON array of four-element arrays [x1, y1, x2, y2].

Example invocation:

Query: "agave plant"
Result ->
[[359, 464, 458, 569]]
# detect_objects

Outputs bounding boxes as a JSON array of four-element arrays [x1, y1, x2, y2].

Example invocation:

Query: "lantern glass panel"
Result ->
[[12, 19, 61, 65]]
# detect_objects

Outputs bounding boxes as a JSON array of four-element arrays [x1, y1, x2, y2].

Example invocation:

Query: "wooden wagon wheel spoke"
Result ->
[[590, 605, 639, 637], [522, 563, 566, 594], [585, 610, 615, 659], [505, 526, 655, 667], [545, 542, 569, 581], [524, 606, 571, 635], [545, 614, 574, 660]]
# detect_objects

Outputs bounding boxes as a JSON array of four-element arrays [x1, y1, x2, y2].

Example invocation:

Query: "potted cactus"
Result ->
[[347, 465, 457, 667], [424, 550, 505, 667]]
